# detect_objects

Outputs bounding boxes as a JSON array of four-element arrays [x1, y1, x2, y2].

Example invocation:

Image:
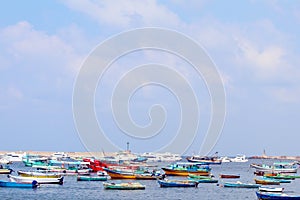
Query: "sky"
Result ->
[[1, 0, 300, 156]]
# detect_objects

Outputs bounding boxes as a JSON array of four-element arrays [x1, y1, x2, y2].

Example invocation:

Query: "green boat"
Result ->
[[188, 174, 213, 179], [77, 175, 107, 181], [103, 182, 145, 190]]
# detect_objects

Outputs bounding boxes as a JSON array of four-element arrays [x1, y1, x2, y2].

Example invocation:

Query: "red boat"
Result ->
[[219, 174, 240, 179]]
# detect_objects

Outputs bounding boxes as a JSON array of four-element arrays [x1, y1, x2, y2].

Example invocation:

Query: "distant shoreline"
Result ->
[[1, 150, 300, 160]]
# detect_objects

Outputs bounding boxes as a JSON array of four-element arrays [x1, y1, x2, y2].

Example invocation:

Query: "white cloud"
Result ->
[[61, 0, 181, 28]]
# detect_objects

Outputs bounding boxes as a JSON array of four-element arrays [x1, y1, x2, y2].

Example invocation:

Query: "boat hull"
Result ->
[[255, 178, 280, 185], [162, 168, 210, 176], [223, 182, 260, 188], [219, 174, 240, 179], [104, 168, 136, 179], [256, 191, 300, 199], [0, 180, 39, 189], [103, 182, 145, 190], [9, 175, 64, 185], [158, 180, 198, 187], [0, 169, 13, 174], [77, 176, 107, 181]]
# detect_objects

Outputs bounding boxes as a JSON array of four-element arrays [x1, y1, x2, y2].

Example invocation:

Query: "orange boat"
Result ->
[[104, 168, 136, 179], [254, 178, 280, 185]]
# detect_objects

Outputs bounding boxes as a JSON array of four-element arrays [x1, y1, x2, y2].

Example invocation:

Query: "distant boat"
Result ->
[[186, 156, 222, 164], [77, 175, 107, 181], [259, 186, 284, 193], [219, 174, 240, 179], [103, 182, 145, 190], [256, 191, 300, 199], [157, 179, 198, 187], [223, 181, 260, 188], [0, 180, 39, 189], [9, 175, 64, 185], [229, 155, 248, 163]]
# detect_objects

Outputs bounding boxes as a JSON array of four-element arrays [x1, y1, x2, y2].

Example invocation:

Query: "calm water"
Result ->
[[1, 159, 300, 199]]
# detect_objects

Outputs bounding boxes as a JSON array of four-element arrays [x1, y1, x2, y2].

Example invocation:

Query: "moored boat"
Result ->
[[219, 174, 240, 179], [223, 181, 260, 188], [256, 191, 300, 199], [259, 186, 284, 193], [0, 168, 13, 174], [190, 178, 218, 183], [18, 170, 61, 178], [0, 180, 39, 189], [161, 162, 211, 176], [103, 182, 145, 190], [186, 156, 222, 164], [251, 162, 298, 173], [188, 174, 214, 179], [9, 175, 64, 185], [157, 179, 198, 187], [254, 178, 280, 185], [104, 168, 136, 179], [77, 175, 107, 181]]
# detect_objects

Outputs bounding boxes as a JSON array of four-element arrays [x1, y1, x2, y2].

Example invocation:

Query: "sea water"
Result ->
[[1, 159, 300, 200]]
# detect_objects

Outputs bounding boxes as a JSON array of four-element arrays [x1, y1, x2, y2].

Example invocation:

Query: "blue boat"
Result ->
[[158, 180, 198, 187], [223, 181, 260, 188], [256, 191, 300, 199], [0, 180, 39, 189]]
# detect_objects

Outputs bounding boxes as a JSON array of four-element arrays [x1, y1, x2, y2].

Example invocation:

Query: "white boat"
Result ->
[[2, 152, 26, 162], [250, 162, 298, 173], [259, 186, 284, 192], [230, 155, 248, 162], [9, 175, 64, 185]]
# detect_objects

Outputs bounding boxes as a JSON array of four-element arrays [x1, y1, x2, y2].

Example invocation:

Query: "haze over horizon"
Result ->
[[1, 1, 300, 156]]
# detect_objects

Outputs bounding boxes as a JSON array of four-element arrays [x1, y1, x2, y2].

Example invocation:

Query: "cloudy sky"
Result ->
[[1, 0, 300, 156]]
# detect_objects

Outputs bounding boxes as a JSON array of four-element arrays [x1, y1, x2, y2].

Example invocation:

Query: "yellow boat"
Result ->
[[0, 168, 12, 174], [161, 162, 211, 176], [17, 171, 61, 178]]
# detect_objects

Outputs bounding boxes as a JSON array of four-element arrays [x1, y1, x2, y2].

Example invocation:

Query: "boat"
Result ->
[[256, 191, 300, 199], [18, 170, 61, 178], [161, 162, 211, 176], [250, 162, 298, 173], [219, 174, 240, 179], [190, 178, 218, 183], [259, 186, 284, 192], [0, 168, 13, 174], [229, 154, 248, 162], [157, 179, 198, 187], [264, 174, 296, 180], [186, 156, 222, 164], [9, 175, 64, 185], [254, 178, 280, 185], [103, 182, 145, 190], [188, 174, 214, 179], [104, 168, 136, 179], [223, 181, 260, 188], [261, 177, 291, 183], [0, 180, 39, 189], [135, 173, 158, 180], [77, 175, 107, 181], [2, 152, 26, 162]]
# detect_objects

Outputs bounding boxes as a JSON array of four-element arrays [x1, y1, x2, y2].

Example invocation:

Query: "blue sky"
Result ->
[[1, 0, 300, 156]]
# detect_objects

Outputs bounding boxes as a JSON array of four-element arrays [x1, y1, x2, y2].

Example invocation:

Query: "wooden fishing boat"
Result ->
[[262, 177, 291, 183], [0, 180, 39, 189], [157, 179, 198, 187], [264, 174, 296, 180], [104, 168, 136, 179], [219, 174, 240, 179], [162, 162, 211, 176], [188, 174, 214, 179], [18, 170, 61, 178], [250, 162, 298, 173], [223, 181, 260, 188], [0, 168, 13, 174], [259, 186, 284, 192], [9, 175, 64, 185], [134, 173, 158, 180], [254, 178, 280, 185], [103, 182, 145, 190], [190, 178, 218, 183], [77, 175, 107, 181], [256, 191, 300, 199]]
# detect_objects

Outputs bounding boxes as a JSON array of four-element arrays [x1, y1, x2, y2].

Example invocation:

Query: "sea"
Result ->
[[1, 159, 300, 200]]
